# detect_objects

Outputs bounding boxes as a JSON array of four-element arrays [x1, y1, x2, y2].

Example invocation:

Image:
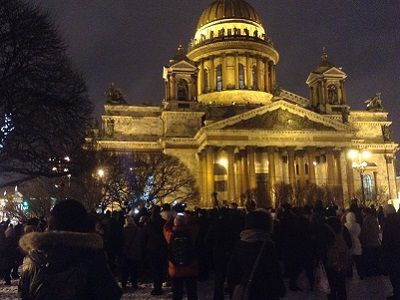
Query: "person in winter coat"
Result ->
[[360, 207, 381, 276], [324, 216, 352, 300], [382, 204, 400, 300], [164, 213, 199, 300], [1, 225, 18, 285], [119, 215, 143, 289], [206, 207, 244, 300], [344, 211, 363, 279], [144, 205, 168, 295], [227, 209, 286, 300], [18, 199, 122, 300]]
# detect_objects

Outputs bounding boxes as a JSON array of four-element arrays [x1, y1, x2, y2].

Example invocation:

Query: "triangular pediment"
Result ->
[[169, 60, 197, 70], [322, 67, 347, 77], [205, 100, 350, 132], [306, 66, 347, 84]]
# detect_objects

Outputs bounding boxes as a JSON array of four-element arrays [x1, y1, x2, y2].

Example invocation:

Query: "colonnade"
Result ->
[[198, 53, 276, 94], [198, 146, 347, 208]]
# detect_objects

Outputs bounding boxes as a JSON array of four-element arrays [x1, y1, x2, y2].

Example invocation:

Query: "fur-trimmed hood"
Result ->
[[19, 231, 103, 253]]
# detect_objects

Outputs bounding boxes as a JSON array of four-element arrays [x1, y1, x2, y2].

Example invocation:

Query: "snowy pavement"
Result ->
[[0, 274, 394, 299]]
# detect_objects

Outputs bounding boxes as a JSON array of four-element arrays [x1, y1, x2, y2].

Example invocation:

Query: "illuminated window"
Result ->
[[239, 64, 245, 89], [252, 66, 258, 90], [177, 79, 188, 100], [216, 65, 223, 91], [203, 69, 209, 92], [363, 174, 374, 200]]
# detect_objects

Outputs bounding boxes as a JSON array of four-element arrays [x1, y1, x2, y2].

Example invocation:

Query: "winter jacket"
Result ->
[[18, 231, 122, 300], [360, 214, 381, 248], [344, 212, 362, 255], [122, 223, 143, 261], [163, 217, 199, 278], [382, 213, 400, 273], [144, 215, 167, 254], [227, 229, 286, 300]]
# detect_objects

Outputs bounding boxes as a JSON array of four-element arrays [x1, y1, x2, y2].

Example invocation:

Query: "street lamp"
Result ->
[[347, 149, 371, 203], [97, 168, 105, 178]]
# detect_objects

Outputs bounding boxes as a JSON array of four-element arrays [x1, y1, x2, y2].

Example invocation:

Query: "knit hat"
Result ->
[[51, 199, 89, 233]]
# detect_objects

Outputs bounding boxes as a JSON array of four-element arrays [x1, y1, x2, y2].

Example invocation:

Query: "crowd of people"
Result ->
[[0, 197, 399, 300]]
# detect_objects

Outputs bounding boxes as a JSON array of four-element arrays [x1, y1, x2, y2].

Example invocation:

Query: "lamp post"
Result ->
[[347, 149, 371, 204]]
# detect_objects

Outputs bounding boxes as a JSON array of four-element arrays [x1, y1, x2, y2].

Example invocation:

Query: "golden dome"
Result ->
[[197, 0, 262, 30]]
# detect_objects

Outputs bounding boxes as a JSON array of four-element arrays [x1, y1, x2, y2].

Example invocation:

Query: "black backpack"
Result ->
[[168, 231, 196, 267]]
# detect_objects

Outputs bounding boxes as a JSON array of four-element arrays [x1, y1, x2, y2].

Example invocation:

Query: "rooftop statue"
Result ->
[[365, 93, 384, 112], [105, 83, 127, 105]]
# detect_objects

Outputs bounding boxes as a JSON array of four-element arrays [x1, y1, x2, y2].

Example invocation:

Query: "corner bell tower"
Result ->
[[306, 48, 348, 114], [163, 45, 198, 110]]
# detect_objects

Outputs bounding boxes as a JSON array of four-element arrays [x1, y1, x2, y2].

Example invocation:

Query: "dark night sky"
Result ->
[[37, 0, 400, 140]]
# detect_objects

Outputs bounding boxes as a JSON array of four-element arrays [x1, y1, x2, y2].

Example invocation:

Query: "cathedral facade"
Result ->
[[95, 0, 398, 208]]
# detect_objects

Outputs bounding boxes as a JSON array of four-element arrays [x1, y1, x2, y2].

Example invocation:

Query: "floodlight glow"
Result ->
[[217, 158, 228, 169], [347, 149, 359, 160], [361, 150, 371, 160]]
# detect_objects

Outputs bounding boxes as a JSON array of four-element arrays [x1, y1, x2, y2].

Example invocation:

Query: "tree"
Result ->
[[126, 152, 199, 205], [0, 0, 92, 187], [273, 182, 293, 206]]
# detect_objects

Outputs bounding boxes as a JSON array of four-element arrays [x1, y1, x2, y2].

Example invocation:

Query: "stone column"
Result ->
[[298, 151, 306, 188], [222, 54, 227, 90], [246, 54, 251, 88], [199, 151, 207, 206], [268, 62, 273, 89], [165, 80, 170, 101], [227, 147, 236, 202], [334, 150, 344, 207], [247, 147, 257, 190], [210, 56, 215, 91], [287, 148, 296, 189], [257, 57, 262, 91], [323, 80, 328, 105], [234, 153, 243, 200], [340, 81, 346, 104], [199, 59, 204, 94], [272, 64, 277, 87], [240, 149, 249, 195], [326, 149, 336, 189], [346, 153, 355, 199], [205, 147, 215, 206], [267, 147, 276, 207], [234, 53, 239, 89], [274, 150, 283, 185], [264, 59, 269, 92], [171, 75, 176, 100], [339, 150, 350, 207], [306, 148, 316, 184], [385, 154, 397, 199]]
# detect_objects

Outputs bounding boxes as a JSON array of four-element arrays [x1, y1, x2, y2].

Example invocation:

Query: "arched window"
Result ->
[[216, 65, 223, 91], [363, 174, 374, 200], [177, 79, 189, 100], [252, 66, 258, 90], [203, 69, 209, 92], [238, 64, 245, 89]]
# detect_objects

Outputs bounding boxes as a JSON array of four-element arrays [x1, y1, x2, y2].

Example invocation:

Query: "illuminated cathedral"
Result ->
[[95, 0, 398, 208]]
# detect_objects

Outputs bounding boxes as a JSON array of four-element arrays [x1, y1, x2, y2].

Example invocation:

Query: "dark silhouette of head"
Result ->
[[51, 199, 89, 233]]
